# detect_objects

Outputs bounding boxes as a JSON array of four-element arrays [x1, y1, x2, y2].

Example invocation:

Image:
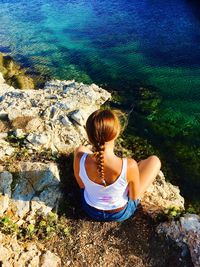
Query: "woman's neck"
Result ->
[[104, 140, 115, 157]]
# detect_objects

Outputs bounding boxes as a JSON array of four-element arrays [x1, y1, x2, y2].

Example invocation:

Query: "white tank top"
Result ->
[[79, 153, 129, 210]]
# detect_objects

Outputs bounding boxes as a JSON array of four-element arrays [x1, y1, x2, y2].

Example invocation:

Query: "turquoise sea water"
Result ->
[[0, 0, 200, 201]]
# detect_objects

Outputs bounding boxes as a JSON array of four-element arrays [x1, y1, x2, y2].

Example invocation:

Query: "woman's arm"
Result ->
[[73, 146, 93, 189], [126, 158, 141, 200], [127, 155, 161, 200]]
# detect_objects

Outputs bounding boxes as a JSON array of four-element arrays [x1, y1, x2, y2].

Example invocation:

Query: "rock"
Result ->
[[0, 165, 4, 172], [71, 109, 88, 126], [40, 250, 61, 267], [7, 110, 24, 121], [44, 79, 75, 92], [0, 74, 111, 153], [0, 72, 4, 83], [0, 52, 35, 89], [38, 186, 62, 215], [0, 112, 8, 120], [16, 244, 40, 267], [14, 128, 24, 138], [8, 110, 37, 122], [26, 133, 50, 147], [5, 146, 15, 156], [31, 196, 52, 215], [180, 213, 200, 232], [0, 231, 61, 266], [10, 199, 30, 218], [11, 74, 35, 90], [25, 117, 44, 132], [0, 120, 9, 132], [0, 139, 15, 160], [0, 162, 61, 219], [61, 116, 72, 129], [0, 171, 13, 196], [0, 132, 8, 139], [0, 195, 10, 216], [157, 213, 200, 267], [141, 171, 184, 218], [0, 244, 10, 263]]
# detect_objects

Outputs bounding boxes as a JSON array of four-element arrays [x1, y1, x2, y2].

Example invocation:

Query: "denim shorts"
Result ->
[[80, 189, 139, 222]]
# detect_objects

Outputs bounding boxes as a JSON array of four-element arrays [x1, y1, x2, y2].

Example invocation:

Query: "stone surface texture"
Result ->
[[0, 75, 111, 154], [157, 213, 200, 267], [0, 162, 61, 220], [141, 171, 185, 218], [0, 232, 61, 267]]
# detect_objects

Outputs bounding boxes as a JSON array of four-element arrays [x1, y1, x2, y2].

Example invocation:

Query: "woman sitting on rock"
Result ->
[[73, 109, 161, 221]]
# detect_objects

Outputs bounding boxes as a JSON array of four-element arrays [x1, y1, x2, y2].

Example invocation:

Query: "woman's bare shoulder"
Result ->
[[74, 145, 93, 156], [126, 157, 139, 183], [126, 157, 138, 169]]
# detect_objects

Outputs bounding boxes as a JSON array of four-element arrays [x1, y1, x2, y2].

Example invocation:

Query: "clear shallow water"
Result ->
[[0, 0, 200, 197]]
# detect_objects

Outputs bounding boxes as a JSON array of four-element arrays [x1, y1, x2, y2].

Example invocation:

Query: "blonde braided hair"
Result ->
[[85, 109, 126, 186]]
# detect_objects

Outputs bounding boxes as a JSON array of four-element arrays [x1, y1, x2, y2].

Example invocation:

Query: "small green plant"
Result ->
[[0, 216, 19, 235], [185, 203, 200, 215], [163, 206, 182, 219], [156, 206, 183, 222]]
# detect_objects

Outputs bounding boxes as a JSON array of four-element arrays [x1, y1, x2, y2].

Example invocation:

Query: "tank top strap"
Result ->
[[120, 158, 127, 182], [79, 152, 88, 170]]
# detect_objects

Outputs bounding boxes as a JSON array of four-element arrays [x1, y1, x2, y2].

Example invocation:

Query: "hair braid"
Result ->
[[93, 144, 106, 186], [86, 109, 126, 186]]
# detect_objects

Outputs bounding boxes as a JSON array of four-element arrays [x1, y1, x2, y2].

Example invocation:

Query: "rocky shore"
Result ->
[[0, 52, 35, 89], [0, 72, 199, 267]]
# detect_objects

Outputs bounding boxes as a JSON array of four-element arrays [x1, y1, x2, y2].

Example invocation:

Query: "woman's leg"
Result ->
[[137, 155, 161, 198]]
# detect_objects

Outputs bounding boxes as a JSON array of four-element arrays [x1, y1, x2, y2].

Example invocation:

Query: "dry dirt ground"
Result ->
[[44, 205, 193, 267], [43, 157, 193, 267]]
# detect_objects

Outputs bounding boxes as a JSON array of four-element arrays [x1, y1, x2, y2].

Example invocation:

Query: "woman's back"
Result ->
[[84, 151, 123, 186], [79, 152, 128, 211]]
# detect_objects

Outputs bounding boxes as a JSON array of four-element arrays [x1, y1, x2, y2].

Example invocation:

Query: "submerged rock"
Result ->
[[0, 52, 35, 89]]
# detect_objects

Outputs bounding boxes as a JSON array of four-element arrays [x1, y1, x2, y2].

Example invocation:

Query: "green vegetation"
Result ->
[[0, 212, 70, 241], [185, 203, 200, 215], [156, 206, 183, 222]]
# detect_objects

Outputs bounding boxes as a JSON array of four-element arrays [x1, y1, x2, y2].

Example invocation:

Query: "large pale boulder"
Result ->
[[0, 75, 111, 154], [0, 162, 61, 219], [141, 171, 184, 218]]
